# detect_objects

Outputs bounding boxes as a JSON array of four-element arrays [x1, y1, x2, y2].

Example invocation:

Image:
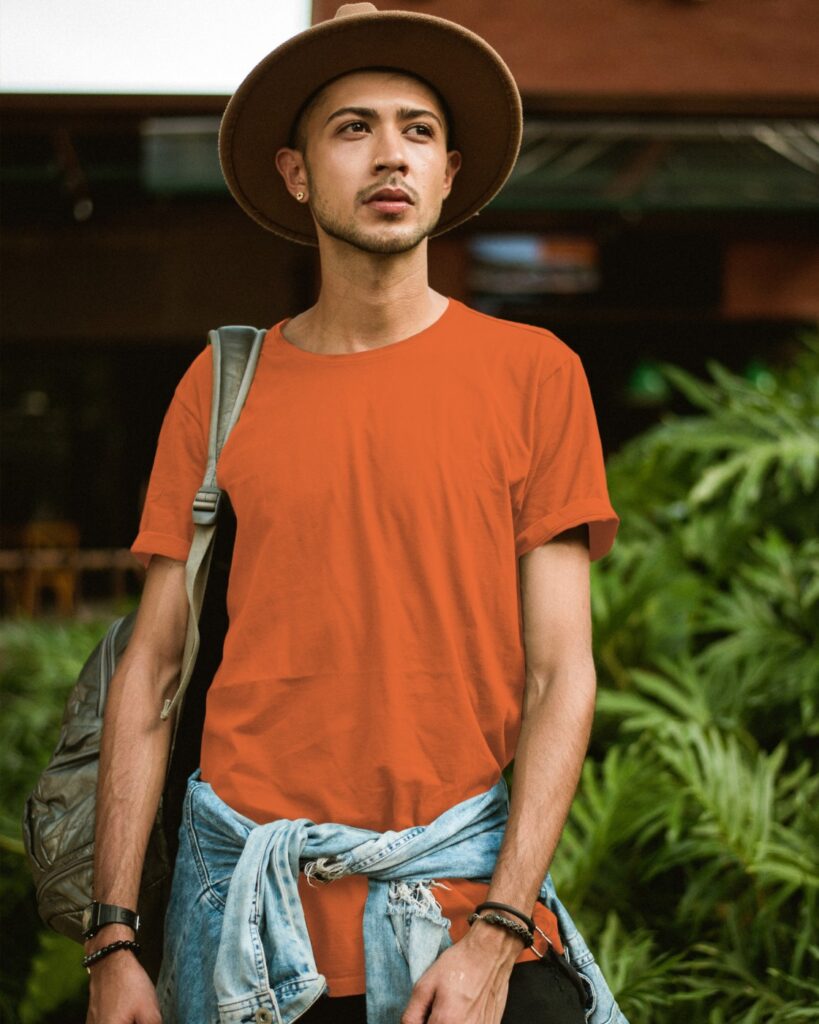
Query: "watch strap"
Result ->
[[82, 901, 140, 940]]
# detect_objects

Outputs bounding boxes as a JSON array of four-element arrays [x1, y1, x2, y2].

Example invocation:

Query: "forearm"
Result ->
[[83, 564, 187, 1019], [403, 675, 595, 1024], [91, 655, 176, 912], [85, 557, 187, 956], [486, 657, 596, 922]]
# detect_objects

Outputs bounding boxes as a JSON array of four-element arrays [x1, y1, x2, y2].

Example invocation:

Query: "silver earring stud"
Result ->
[[296, 190, 305, 201]]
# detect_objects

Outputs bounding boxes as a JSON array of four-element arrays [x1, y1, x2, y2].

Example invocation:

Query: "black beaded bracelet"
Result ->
[[82, 939, 141, 972], [467, 911, 534, 949], [474, 901, 536, 935]]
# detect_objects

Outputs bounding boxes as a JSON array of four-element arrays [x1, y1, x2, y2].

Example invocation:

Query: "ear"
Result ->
[[442, 149, 462, 199], [275, 147, 309, 201]]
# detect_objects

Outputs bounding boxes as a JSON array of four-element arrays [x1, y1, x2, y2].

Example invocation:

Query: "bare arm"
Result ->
[[480, 524, 595, 947], [400, 525, 596, 1023], [85, 555, 189, 1024]]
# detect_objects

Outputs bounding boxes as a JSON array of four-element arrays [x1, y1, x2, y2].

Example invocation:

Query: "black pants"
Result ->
[[300, 953, 587, 1022]]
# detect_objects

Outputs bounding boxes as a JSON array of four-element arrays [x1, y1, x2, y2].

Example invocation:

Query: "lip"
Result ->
[[364, 188, 414, 213]]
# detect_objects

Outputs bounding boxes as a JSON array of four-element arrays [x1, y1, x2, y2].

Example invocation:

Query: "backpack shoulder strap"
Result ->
[[160, 325, 265, 724], [192, 325, 266, 526]]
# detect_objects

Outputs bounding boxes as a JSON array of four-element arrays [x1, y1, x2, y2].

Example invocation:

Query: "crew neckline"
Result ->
[[270, 297, 457, 364]]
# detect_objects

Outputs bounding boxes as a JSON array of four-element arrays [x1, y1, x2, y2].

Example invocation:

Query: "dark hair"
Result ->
[[288, 66, 455, 154]]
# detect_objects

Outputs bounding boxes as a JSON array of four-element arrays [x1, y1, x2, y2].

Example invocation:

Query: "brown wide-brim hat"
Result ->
[[219, 2, 523, 246]]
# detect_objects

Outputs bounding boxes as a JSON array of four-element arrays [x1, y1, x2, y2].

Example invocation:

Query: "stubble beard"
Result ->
[[305, 168, 442, 256]]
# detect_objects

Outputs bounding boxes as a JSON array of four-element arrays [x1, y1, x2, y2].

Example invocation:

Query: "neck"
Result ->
[[282, 234, 448, 355]]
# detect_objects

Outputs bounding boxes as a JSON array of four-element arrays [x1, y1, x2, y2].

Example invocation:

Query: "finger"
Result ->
[[400, 983, 435, 1024]]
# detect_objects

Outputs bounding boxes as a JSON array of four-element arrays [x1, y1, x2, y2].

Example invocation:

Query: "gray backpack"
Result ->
[[21, 325, 266, 982]]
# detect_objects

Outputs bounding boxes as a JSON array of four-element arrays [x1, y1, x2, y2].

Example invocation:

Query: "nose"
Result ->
[[372, 127, 409, 176]]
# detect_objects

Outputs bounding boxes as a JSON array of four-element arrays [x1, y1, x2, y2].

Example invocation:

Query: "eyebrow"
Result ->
[[323, 106, 444, 129]]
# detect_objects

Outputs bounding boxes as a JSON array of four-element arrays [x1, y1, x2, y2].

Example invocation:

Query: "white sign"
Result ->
[[0, 0, 310, 94]]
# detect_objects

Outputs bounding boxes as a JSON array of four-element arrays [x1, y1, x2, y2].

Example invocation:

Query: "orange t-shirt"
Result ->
[[132, 298, 619, 995]]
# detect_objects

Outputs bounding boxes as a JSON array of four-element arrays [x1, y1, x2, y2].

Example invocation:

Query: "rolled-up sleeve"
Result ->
[[514, 352, 619, 561], [130, 349, 211, 568]]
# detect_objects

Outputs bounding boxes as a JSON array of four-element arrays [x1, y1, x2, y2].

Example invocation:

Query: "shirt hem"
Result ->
[[324, 975, 367, 997], [515, 500, 620, 561]]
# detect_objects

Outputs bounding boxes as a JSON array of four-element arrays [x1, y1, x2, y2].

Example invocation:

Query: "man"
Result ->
[[84, 5, 624, 1024]]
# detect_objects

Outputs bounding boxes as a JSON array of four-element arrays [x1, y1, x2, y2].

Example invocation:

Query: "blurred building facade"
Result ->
[[1, 0, 818, 608]]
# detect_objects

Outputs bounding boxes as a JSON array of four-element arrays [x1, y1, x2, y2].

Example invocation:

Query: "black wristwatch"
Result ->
[[81, 901, 140, 941]]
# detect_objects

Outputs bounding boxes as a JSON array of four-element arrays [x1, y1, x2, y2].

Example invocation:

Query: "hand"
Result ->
[[400, 920, 522, 1024], [85, 945, 162, 1024]]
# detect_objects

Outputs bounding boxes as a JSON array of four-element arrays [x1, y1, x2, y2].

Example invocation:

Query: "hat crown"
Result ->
[[334, 3, 378, 18]]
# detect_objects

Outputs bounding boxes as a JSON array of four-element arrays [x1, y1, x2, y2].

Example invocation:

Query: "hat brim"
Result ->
[[218, 9, 522, 246]]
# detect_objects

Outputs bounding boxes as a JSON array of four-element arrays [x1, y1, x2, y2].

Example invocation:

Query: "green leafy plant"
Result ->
[[0, 613, 121, 1024], [560, 330, 819, 1022]]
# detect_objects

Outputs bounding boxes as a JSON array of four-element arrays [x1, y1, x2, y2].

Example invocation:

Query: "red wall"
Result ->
[[313, 0, 819, 111]]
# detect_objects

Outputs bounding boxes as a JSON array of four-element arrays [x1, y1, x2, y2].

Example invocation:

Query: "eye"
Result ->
[[339, 120, 369, 134], [407, 123, 434, 138]]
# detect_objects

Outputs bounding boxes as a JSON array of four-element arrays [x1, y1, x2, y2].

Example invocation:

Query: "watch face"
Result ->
[[81, 904, 94, 931]]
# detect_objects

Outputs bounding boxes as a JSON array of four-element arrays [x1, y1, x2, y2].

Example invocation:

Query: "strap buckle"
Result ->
[[529, 923, 555, 959], [192, 486, 222, 525]]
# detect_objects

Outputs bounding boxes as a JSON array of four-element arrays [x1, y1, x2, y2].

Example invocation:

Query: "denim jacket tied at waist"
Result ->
[[184, 769, 628, 1024]]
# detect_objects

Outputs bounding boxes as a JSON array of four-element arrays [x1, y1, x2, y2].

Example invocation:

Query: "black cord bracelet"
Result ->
[[468, 911, 534, 948], [82, 939, 141, 972], [474, 901, 536, 935]]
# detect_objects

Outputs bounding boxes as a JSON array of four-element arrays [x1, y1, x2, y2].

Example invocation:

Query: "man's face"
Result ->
[[281, 70, 461, 255]]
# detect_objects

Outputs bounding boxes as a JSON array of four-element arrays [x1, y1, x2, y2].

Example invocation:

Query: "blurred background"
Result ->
[[1, 1, 817, 1021]]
